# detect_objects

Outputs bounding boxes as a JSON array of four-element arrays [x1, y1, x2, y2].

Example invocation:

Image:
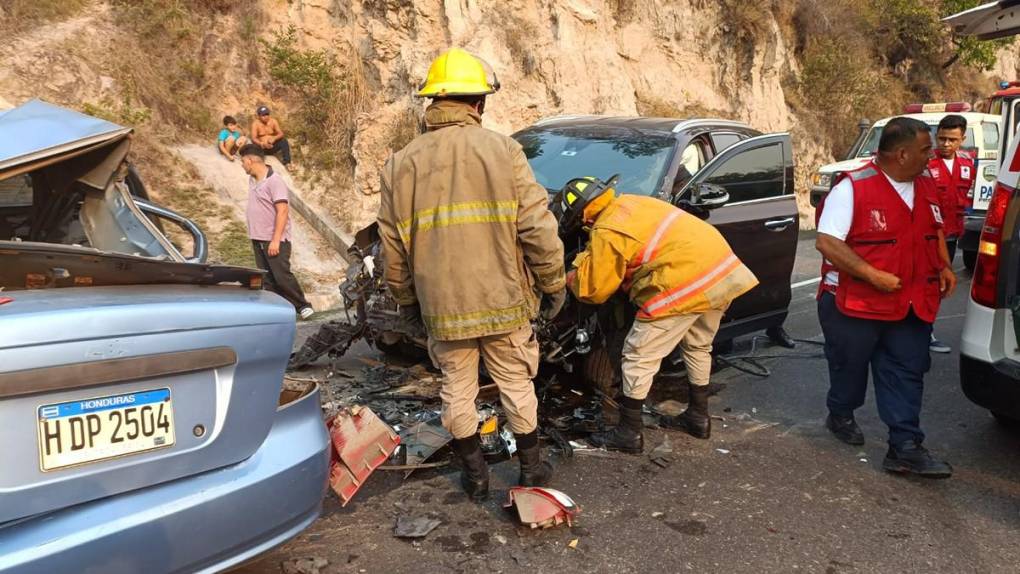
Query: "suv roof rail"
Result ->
[[533, 114, 596, 126], [672, 118, 750, 132]]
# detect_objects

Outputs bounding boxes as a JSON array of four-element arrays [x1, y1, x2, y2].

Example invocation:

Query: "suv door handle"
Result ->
[[764, 217, 795, 231]]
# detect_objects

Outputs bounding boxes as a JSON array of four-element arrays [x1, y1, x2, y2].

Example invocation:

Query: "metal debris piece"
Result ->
[[546, 428, 573, 457], [648, 435, 673, 468], [398, 414, 452, 478], [328, 405, 401, 506], [500, 426, 518, 456], [281, 557, 329, 574], [393, 515, 442, 538], [715, 448, 731, 454], [290, 320, 364, 370], [478, 406, 501, 454], [568, 538, 579, 549], [504, 487, 581, 529], [652, 399, 686, 417]]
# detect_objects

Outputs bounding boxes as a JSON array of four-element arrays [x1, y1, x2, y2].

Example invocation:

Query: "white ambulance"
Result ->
[[809, 103, 1002, 270]]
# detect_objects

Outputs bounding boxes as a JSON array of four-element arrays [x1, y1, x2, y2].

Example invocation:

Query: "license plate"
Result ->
[[37, 388, 176, 472]]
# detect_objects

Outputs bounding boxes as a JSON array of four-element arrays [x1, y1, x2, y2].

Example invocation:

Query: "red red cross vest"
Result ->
[[927, 154, 975, 238], [816, 162, 944, 323]]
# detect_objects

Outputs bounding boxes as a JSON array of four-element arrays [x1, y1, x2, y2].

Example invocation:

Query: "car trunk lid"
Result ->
[[0, 284, 296, 524]]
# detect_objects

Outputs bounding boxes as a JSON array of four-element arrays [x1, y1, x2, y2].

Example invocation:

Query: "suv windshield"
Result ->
[[514, 127, 675, 196], [857, 125, 976, 158]]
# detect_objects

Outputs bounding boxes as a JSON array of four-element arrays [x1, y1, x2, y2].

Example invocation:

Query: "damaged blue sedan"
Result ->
[[0, 100, 330, 573]]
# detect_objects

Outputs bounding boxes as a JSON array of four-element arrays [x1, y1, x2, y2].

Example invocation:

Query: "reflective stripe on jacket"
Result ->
[[834, 163, 944, 323], [377, 100, 565, 341], [569, 195, 758, 320]]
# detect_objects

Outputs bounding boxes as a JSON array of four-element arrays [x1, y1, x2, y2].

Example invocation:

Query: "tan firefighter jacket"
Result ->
[[569, 195, 758, 320], [378, 100, 565, 341]]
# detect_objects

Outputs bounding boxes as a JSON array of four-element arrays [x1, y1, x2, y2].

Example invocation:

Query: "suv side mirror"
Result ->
[[692, 183, 729, 209]]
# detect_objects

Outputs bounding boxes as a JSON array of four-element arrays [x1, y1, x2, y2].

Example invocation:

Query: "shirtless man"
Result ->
[[251, 105, 294, 167]]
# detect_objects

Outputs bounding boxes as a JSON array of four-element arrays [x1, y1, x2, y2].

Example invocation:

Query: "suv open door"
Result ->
[[944, 1, 1020, 40], [674, 133, 797, 334]]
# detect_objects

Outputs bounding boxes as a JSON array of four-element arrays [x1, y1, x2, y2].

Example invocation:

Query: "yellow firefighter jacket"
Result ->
[[378, 100, 565, 341], [569, 195, 758, 320]]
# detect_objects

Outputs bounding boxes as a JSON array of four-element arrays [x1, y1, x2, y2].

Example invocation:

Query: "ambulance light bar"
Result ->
[[903, 102, 972, 113]]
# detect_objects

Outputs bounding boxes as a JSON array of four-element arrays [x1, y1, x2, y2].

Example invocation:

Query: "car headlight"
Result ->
[[812, 172, 832, 188]]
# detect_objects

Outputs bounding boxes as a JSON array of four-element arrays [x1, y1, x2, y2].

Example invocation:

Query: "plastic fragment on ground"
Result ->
[[504, 486, 581, 529], [398, 415, 452, 478], [327, 405, 401, 506], [393, 515, 442, 538]]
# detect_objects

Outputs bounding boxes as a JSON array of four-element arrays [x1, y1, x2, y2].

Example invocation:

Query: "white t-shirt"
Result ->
[[817, 171, 915, 286], [942, 157, 955, 175]]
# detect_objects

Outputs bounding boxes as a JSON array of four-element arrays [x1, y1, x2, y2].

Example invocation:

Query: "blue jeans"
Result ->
[[818, 292, 932, 446]]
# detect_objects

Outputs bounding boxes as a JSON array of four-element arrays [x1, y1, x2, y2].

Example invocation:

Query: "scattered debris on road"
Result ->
[[505, 487, 581, 529], [327, 405, 401, 506], [393, 515, 442, 538], [281, 557, 329, 574], [649, 435, 673, 468], [397, 412, 452, 478]]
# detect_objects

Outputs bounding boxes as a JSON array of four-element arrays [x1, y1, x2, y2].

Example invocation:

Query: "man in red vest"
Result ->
[[926, 114, 975, 354], [816, 117, 957, 478]]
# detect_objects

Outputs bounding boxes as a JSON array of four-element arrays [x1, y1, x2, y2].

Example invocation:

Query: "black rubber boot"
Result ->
[[664, 384, 711, 439], [515, 429, 553, 487], [826, 413, 865, 445], [588, 397, 644, 454], [451, 435, 490, 502], [882, 441, 952, 478], [766, 326, 796, 349]]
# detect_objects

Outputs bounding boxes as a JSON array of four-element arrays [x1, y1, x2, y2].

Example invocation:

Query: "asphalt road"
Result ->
[[238, 235, 1020, 574]]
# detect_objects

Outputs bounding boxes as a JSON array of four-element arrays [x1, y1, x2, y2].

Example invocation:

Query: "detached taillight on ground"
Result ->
[[972, 182, 1016, 308]]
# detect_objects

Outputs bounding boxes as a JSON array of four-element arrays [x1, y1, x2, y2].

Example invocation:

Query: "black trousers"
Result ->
[[946, 236, 958, 265], [267, 138, 292, 165], [252, 240, 310, 310], [818, 292, 932, 446]]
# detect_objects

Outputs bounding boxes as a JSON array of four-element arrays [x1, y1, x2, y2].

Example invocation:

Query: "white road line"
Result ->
[[791, 277, 822, 289]]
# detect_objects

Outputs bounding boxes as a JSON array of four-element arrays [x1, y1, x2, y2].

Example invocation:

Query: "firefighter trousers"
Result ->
[[428, 325, 540, 439], [621, 308, 726, 400]]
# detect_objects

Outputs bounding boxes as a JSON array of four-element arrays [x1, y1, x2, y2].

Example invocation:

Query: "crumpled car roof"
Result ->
[[0, 99, 132, 174]]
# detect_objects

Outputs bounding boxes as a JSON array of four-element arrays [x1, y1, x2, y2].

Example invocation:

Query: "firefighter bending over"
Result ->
[[562, 176, 758, 453]]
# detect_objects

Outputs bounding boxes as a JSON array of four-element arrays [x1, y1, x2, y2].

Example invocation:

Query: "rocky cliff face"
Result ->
[[268, 0, 828, 229], [4, 0, 1019, 242]]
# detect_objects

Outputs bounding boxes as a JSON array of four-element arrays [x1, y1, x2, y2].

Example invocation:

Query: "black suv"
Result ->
[[512, 116, 798, 343]]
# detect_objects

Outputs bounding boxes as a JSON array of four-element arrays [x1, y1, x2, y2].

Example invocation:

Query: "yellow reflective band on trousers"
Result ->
[[397, 200, 518, 242], [423, 302, 532, 341]]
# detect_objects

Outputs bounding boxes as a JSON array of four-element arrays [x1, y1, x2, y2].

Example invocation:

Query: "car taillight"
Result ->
[[972, 182, 1016, 307]]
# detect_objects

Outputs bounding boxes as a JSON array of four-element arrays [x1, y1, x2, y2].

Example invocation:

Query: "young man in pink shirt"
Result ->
[[239, 144, 313, 319]]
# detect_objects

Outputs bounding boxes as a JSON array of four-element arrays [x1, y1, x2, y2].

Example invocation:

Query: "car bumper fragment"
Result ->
[[328, 405, 400, 506]]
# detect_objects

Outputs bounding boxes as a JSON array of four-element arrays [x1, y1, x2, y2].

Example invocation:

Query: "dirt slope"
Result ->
[[176, 145, 345, 309]]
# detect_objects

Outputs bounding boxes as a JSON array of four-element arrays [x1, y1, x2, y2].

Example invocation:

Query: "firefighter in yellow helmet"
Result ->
[[377, 48, 566, 501], [561, 176, 759, 453]]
